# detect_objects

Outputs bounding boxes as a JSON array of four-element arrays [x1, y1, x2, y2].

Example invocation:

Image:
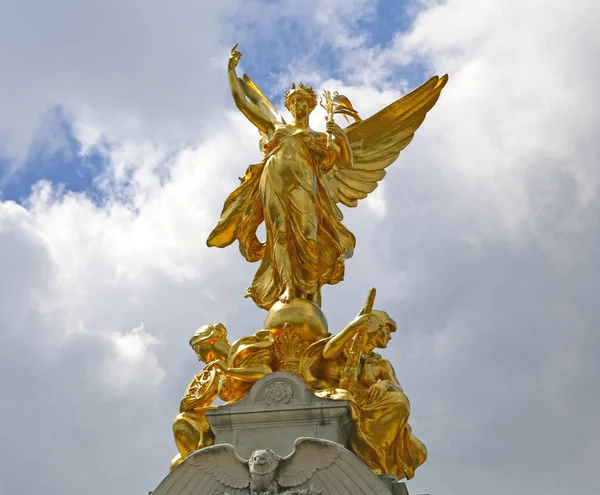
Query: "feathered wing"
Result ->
[[239, 74, 286, 125], [152, 444, 251, 495], [277, 438, 390, 494], [324, 75, 448, 208], [239, 74, 286, 152]]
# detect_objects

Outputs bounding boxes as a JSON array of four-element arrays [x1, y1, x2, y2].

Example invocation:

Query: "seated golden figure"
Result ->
[[170, 324, 274, 470], [168, 42, 446, 480], [301, 306, 427, 480]]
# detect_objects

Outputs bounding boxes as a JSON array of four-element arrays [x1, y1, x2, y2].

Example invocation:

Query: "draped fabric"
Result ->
[[302, 339, 427, 481], [312, 385, 427, 480], [218, 330, 275, 403], [207, 130, 356, 309]]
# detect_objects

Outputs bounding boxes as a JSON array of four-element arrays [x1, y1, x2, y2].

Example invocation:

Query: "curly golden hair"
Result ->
[[284, 82, 317, 112], [189, 323, 228, 349]]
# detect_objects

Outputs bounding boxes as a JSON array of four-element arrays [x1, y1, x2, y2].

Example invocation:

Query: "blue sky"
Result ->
[[0, 0, 422, 207], [0, 111, 106, 203], [0, 1, 599, 495]]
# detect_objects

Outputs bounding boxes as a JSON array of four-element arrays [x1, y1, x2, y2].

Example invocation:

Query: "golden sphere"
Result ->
[[264, 299, 329, 342]]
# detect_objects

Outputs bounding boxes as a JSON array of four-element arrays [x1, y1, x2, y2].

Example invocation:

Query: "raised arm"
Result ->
[[228, 45, 274, 135]]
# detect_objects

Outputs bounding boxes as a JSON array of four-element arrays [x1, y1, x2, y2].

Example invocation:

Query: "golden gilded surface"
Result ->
[[170, 323, 274, 470], [301, 289, 427, 480], [171, 45, 447, 479], [207, 45, 447, 309]]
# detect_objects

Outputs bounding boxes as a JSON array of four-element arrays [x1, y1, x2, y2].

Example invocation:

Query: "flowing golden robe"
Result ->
[[207, 128, 356, 309], [302, 340, 427, 480], [218, 330, 275, 403]]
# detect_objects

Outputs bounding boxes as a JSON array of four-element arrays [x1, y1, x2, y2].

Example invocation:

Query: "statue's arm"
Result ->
[[228, 46, 274, 135], [323, 315, 368, 360], [326, 120, 353, 169], [218, 363, 272, 383], [379, 360, 404, 392], [179, 379, 209, 412]]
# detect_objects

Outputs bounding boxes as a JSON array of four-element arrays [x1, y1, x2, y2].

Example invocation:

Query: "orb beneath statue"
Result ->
[[263, 299, 329, 374]]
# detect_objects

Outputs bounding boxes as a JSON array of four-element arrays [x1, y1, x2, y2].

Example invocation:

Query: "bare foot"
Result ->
[[279, 287, 295, 303]]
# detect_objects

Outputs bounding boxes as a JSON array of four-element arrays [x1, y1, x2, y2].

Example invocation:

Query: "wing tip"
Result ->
[[437, 73, 449, 89]]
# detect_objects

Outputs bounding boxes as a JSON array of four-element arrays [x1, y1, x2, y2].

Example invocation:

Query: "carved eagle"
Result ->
[[153, 438, 391, 495]]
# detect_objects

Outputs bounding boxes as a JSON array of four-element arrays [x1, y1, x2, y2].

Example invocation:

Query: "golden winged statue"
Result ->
[[207, 44, 448, 310]]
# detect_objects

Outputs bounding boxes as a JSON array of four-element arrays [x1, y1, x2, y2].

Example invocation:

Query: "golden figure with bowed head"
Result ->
[[301, 293, 427, 480], [207, 45, 448, 310]]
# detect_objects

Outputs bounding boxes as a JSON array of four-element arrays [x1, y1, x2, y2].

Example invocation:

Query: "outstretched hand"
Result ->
[[228, 43, 242, 71], [206, 359, 228, 373]]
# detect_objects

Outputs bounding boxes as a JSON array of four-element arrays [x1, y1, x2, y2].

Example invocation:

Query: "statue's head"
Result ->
[[248, 448, 280, 475], [285, 83, 317, 120], [366, 310, 396, 350], [189, 323, 228, 362]]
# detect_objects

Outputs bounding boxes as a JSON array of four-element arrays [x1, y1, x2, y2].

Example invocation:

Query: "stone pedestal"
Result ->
[[205, 371, 352, 457], [151, 372, 416, 495]]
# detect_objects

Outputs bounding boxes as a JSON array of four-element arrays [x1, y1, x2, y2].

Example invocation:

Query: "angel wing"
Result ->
[[239, 74, 286, 152], [277, 438, 390, 494], [152, 444, 250, 495], [324, 74, 448, 208]]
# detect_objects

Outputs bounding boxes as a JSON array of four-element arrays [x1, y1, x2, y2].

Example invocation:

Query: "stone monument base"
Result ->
[[152, 372, 414, 495], [205, 371, 351, 457]]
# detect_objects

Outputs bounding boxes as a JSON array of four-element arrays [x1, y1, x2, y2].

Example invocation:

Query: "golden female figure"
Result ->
[[208, 45, 447, 310], [301, 307, 427, 480], [208, 46, 355, 309]]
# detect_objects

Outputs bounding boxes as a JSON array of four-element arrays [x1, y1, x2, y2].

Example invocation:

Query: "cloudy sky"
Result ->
[[1, 0, 598, 494]]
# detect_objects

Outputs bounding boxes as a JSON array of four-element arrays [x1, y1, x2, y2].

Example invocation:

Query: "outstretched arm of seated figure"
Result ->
[[214, 361, 272, 383], [323, 314, 371, 359]]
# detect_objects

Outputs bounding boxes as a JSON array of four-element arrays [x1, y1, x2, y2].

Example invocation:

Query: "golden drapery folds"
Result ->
[[300, 305, 427, 480], [170, 325, 275, 471], [171, 299, 428, 481], [207, 129, 355, 310], [207, 45, 447, 310], [172, 45, 447, 481], [170, 300, 330, 471]]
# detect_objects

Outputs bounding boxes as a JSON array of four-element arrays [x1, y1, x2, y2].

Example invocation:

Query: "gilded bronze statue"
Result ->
[[207, 45, 448, 310], [170, 44, 447, 481], [301, 290, 427, 480], [170, 323, 274, 470]]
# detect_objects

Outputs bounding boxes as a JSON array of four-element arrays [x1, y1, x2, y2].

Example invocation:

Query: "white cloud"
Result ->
[[391, 0, 600, 252], [99, 323, 165, 392], [0, 0, 239, 162], [0, 1, 599, 495]]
